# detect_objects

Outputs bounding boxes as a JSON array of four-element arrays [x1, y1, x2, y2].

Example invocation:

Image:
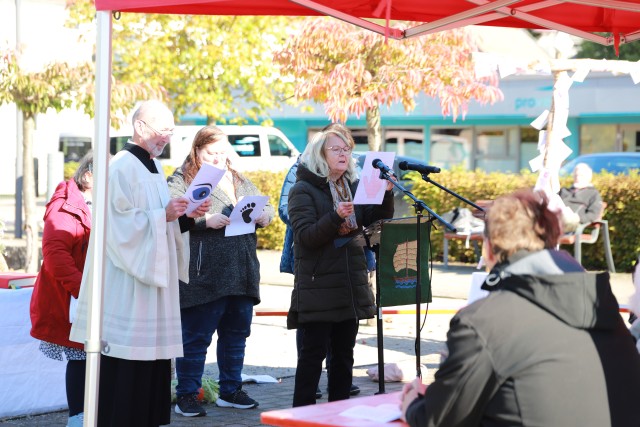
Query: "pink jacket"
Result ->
[[30, 179, 91, 348]]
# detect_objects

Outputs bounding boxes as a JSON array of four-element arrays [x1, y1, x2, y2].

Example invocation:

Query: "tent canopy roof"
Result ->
[[96, 0, 640, 47]]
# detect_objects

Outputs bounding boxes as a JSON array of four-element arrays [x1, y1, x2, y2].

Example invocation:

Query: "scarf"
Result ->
[[328, 176, 358, 236]]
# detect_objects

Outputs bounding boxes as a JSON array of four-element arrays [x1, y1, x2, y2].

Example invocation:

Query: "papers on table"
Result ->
[[339, 403, 402, 423], [184, 163, 225, 215], [353, 151, 396, 205], [225, 195, 269, 237]]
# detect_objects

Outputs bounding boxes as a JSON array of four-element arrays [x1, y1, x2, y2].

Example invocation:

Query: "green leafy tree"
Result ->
[[0, 49, 93, 272], [575, 39, 640, 61], [68, 2, 299, 124], [273, 18, 503, 150], [0, 43, 160, 272]]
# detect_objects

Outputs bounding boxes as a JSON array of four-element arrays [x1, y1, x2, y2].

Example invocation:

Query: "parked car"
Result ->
[[164, 125, 300, 172], [559, 152, 640, 176]]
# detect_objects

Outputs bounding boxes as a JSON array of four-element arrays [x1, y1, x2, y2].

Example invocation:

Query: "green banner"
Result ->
[[378, 218, 432, 307]]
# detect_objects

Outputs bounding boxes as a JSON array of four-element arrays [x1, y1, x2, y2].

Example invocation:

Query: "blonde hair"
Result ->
[[300, 125, 357, 182], [484, 189, 561, 264]]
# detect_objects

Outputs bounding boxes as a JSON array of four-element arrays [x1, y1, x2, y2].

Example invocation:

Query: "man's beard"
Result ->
[[147, 142, 166, 158]]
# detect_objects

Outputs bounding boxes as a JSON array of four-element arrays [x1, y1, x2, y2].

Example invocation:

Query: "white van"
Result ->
[[163, 125, 300, 172]]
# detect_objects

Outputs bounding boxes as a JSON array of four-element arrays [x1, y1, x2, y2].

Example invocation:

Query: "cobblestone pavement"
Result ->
[[0, 310, 448, 426]]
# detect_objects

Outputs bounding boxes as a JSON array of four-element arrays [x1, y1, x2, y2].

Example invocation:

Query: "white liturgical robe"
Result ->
[[70, 150, 189, 361]]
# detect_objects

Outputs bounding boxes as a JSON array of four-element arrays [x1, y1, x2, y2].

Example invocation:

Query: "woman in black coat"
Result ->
[[287, 124, 394, 407]]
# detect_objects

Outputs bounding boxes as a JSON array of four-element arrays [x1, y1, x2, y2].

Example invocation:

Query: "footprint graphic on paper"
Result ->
[[240, 202, 256, 223]]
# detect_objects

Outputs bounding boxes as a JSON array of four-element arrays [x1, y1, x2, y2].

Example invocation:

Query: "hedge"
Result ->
[[407, 168, 640, 272], [63, 163, 640, 272], [247, 168, 640, 272]]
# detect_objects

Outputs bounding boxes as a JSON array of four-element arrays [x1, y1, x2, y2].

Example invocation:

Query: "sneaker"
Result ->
[[216, 388, 259, 409], [175, 394, 207, 417], [315, 386, 323, 399], [66, 413, 84, 427], [349, 384, 361, 396]]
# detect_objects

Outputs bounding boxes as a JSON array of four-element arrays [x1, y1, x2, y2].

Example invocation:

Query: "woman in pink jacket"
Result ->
[[30, 152, 93, 427]]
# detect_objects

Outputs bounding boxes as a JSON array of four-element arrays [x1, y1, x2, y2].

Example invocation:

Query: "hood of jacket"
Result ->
[[45, 178, 91, 227], [484, 249, 620, 331]]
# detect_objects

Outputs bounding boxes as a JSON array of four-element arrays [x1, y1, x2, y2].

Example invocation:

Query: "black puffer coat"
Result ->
[[286, 163, 394, 329]]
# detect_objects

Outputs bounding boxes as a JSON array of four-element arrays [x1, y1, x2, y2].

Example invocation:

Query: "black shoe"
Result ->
[[349, 384, 361, 396], [217, 388, 259, 409], [175, 394, 207, 417], [315, 387, 322, 399]]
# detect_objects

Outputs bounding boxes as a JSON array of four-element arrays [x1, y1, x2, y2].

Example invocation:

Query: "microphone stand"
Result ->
[[418, 172, 485, 212], [375, 168, 455, 381]]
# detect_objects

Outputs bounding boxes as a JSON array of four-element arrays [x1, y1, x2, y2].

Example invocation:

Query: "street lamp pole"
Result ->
[[14, 0, 23, 239]]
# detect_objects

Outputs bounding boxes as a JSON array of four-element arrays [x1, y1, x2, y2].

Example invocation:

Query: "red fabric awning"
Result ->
[[94, 0, 640, 49]]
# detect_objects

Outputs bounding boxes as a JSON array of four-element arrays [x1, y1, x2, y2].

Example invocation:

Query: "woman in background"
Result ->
[[168, 125, 274, 417], [287, 125, 394, 407], [30, 152, 93, 427], [401, 188, 640, 426]]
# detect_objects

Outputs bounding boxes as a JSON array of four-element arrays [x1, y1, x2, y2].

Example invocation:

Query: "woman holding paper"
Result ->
[[167, 125, 274, 416], [287, 124, 394, 407], [29, 152, 94, 427]]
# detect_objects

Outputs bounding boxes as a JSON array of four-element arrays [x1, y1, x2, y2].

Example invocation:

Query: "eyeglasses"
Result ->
[[326, 146, 352, 155], [140, 120, 174, 137]]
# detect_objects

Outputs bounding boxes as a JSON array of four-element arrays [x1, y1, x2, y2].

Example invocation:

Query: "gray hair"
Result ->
[[300, 128, 357, 182], [73, 151, 94, 192]]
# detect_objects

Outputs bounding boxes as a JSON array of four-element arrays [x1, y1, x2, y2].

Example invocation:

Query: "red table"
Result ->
[[261, 391, 408, 427]]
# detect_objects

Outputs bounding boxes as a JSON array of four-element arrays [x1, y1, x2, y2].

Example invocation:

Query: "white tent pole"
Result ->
[[82, 10, 112, 427]]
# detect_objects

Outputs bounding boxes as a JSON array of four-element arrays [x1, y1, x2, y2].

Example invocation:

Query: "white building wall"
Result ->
[[0, 0, 93, 196]]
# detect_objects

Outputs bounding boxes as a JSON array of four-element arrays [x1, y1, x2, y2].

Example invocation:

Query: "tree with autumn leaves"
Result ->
[[274, 18, 503, 151], [0, 47, 163, 272]]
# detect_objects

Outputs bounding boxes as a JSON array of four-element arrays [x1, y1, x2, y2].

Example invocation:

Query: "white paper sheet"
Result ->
[[530, 110, 549, 130], [339, 404, 402, 423], [631, 62, 640, 85], [225, 195, 269, 237], [353, 151, 396, 205], [572, 66, 590, 83], [241, 373, 280, 384], [184, 163, 225, 215]]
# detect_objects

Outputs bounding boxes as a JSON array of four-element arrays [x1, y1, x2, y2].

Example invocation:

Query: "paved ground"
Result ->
[[0, 197, 635, 426]]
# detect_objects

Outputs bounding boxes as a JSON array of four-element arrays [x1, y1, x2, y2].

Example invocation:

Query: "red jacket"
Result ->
[[30, 179, 91, 349]]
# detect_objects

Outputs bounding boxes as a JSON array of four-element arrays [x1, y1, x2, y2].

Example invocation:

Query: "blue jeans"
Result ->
[[175, 296, 253, 397]]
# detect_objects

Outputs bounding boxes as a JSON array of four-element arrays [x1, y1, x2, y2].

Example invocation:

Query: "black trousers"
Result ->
[[292, 319, 358, 407]]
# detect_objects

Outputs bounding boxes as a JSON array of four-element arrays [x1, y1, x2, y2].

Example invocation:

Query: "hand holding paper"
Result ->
[[225, 195, 269, 237]]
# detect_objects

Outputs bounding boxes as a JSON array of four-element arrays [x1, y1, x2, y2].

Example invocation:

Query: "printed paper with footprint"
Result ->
[[225, 195, 269, 237]]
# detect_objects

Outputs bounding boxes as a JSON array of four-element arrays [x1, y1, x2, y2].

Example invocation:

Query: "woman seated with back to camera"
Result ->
[[401, 188, 640, 427]]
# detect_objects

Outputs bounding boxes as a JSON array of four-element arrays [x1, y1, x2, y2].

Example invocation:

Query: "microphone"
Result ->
[[398, 161, 441, 174], [372, 159, 393, 175]]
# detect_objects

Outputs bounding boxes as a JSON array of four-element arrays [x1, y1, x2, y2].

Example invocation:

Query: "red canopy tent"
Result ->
[[95, 0, 640, 47], [83, 1, 640, 425]]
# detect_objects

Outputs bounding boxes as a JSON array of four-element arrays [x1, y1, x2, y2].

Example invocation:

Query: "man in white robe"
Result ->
[[70, 100, 210, 426]]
